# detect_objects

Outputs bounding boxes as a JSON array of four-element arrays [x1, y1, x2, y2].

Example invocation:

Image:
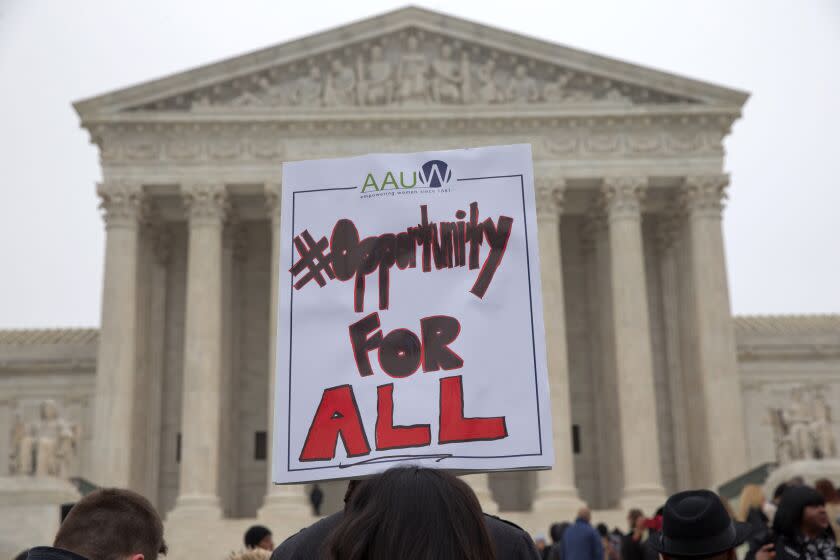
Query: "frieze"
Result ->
[[90, 120, 728, 165], [126, 30, 696, 112]]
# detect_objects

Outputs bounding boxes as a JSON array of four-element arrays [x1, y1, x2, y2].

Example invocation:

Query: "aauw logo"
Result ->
[[360, 160, 454, 193], [419, 160, 452, 188]]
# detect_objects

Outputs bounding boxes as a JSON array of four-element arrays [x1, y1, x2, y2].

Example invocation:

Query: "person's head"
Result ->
[[788, 476, 805, 487], [53, 488, 166, 560], [577, 507, 592, 523], [534, 535, 547, 550], [737, 485, 765, 522], [596, 524, 609, 539], [627, 508, 644, 530], [814, 478, 840, 504], [325, 466, 495, 560], [773, 485, 828, 539], [773, 483, 788, 505], [652, 490, 751, 560], [244, 525, 273, 551], [549, 522, 569, 543]]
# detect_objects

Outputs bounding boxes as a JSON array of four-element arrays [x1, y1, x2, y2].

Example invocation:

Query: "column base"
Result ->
[[168, 494, 223, 521], [620, 484, 667, 515], [462, 473, 499, 514], [532, 484, 585, 520], [257, 484, 311, 522]]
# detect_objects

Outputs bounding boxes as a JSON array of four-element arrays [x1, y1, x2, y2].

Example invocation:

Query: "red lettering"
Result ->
[[299, 385, 370, 461], [439, 375, 507, 444], [375, 384, 431, 450]]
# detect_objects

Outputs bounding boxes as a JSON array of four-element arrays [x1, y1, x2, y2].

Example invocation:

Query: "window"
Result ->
[[255, 431, 267, 461], [572, 425, 581, 454]]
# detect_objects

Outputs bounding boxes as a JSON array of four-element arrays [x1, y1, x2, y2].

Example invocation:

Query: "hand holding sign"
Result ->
[[273, 144, 554, 483]]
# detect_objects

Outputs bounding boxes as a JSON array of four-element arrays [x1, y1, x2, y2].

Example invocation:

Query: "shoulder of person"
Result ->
[[272, 513, 343, 560], [484, 513, 530, 534], [483, 514, 541, 559]]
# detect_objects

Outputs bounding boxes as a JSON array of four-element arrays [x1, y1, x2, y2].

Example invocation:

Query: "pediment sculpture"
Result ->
[[131, 30, 694, 112], [9, 399, 79, 477], [768, 386, 837, 464]]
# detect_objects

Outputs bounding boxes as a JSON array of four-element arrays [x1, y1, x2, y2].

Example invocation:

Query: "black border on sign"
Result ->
[[286, 174, 542, 473]]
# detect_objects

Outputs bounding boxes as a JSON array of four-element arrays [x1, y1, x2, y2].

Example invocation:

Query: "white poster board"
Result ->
[[273, 144, 554, 483]]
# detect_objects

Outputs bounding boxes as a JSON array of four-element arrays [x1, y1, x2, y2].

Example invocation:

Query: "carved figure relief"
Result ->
[[505, 65, 539, 104], [430, 43, 469, 103], [9, 400, 79, 478], [323, 59, 357, 107], [768, 386, 838, 463], [474, 58, 500, 103], [133, 30, 692, 112], [357, 45, 394, 105], [396, 35, 430, 105]]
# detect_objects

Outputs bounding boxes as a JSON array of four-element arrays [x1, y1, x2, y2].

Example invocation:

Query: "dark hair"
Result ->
[[550, 522, 570, 543], [54, 488, 167, 560], [244, 525, 272, 549], [325, 466, 495, 560], [773, 483, 788, 501], [773, 485, 825, 538], [14, 550, 28, 560], [597, 523, 609, 537]]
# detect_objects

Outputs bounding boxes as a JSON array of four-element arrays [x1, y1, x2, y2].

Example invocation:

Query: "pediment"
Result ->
[[75, 7, 747, 119]]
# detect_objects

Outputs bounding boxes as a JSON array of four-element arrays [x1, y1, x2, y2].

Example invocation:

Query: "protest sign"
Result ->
[[273, 144, 554, 483]]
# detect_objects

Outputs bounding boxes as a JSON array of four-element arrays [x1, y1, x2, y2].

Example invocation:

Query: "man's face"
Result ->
[[802, 504, 829, 535], [258, 535, 274, 551]]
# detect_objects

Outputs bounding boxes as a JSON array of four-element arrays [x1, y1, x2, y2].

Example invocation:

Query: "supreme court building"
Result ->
[[2, 7, 839, 556]]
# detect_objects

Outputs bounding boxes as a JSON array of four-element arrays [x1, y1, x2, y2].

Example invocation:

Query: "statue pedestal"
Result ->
[[0, 477, 81, 558], [763, 459, 840, 495]]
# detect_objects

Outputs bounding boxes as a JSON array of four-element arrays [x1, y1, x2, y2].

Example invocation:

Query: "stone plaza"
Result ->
[[1, 7, 838, 558]]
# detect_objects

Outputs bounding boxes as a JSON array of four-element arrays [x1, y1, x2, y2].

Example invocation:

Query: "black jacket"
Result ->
[[744, 507, 771, 560], [27, 548, 88, 560], [272, 511, 540, 559]]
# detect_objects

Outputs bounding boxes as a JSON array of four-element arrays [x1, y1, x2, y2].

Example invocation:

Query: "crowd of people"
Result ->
[[529, 477, 840, 560], [11, 469, 840, 560]]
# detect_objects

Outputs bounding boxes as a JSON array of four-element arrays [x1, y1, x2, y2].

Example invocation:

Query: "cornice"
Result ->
[[81, 103, 740, 127]]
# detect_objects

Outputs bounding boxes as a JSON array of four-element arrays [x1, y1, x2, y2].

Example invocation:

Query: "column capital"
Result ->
[[681, 175, 729, 217], [535, 181, 566, 221], [601, 176, 647, 220], [97, 181, 145, 229], [182, 183, 229, 225]]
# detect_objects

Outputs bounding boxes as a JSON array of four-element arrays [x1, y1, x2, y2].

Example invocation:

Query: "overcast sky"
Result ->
[[0, 0, 838, 328]]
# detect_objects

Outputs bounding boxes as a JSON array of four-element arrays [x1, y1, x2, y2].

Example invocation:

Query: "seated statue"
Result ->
[[10, 400, 78, 477]]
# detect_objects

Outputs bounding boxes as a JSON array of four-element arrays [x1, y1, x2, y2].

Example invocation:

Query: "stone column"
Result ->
[[141, 222, 171, 505], [532, 182, 584, 516], [259, 182, 310, 521], [171, 183, 228, 519], [656, 210, 692, 491], [92, 181, 144, 489], [601, 177, 666, 511], [462, 474, 498, 514], [681, 176, 748, 486]]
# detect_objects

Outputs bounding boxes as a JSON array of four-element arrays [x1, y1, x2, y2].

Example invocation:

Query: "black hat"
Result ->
[[244, 525, 272, 548], [651, 490, 752, 558]]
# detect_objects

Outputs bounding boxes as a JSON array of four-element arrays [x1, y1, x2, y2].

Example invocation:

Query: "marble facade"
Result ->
[[2, 7, 839, 557]]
